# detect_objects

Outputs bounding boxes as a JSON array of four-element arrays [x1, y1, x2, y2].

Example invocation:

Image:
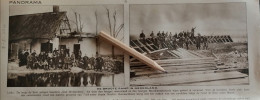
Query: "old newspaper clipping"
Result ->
[[1, 0, 260, 100]]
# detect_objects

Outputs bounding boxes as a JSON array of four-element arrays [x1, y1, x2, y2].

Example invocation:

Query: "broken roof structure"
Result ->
[[9, 11, 70, 41]]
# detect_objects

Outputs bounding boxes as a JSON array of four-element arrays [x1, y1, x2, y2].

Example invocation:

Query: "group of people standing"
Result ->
[[139, 28, 208, 50], [18, 49, 123, 73]]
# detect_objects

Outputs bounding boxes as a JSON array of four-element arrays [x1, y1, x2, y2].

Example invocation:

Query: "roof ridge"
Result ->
[[10, 11, 67, 17]]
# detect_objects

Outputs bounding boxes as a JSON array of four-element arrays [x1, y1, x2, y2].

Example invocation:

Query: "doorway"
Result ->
[[41, 42, 53, 53], [74, 44, 80, 58]]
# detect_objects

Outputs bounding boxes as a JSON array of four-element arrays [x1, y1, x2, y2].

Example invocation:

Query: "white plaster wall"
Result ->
[[59, 37, 124, 57], [59, 38, 78, 55], [31, 39, 50, 54], [99, 39, 123, 56], [79, 38, 96, 57], [59, 38, 97, 57], [51, 38, 59, 50]]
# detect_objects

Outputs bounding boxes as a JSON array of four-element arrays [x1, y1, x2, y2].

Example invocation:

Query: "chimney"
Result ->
[[53, 5, 59, 13]]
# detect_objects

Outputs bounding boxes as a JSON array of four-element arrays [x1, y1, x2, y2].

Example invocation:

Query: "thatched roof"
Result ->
[[9, 11, 67, 41]]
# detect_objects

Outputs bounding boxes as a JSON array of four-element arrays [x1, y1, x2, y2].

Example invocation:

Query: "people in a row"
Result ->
[[18, 49, 123, 72], [139, 30, 208, 50]]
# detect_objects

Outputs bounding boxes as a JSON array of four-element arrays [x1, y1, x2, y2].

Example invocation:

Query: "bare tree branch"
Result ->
[[113, 11, 117, 37], [106, 8, 112, 36], [74, 12, 79, 32], [120, 36, 124, 41], [115, 24, 124, 38], [79, 14, 82, 32], [95, 10, 98, 35]]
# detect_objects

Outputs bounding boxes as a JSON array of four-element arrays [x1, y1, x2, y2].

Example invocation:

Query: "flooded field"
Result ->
[[7, 72, 124, 87]]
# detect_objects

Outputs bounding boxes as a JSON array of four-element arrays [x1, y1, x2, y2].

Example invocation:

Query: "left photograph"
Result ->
[[7, 5, 125, 87]]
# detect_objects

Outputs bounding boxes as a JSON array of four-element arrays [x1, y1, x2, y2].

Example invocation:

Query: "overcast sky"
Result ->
[[130, 3, 247, 42]]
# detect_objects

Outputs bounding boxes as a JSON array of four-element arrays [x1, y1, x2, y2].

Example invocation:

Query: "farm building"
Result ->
[[8, 6, 97, 60]]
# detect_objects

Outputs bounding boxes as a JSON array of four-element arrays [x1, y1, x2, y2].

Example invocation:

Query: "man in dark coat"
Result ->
[[203, 36, 208, 50], [150, 31, 155, 38], [64, 54, 70, 69], [83, 55, 89, 70], [95, 57, 104, 71], [179, 36, 184, 48], [89, 57, 95, 70], [24, 50, 29, 66], [139, 30, 146, 42], [27, 54, 33, 69], [196, 36, 201, 50], [185, 37, 190, 50], [156, 31, 162, 48]]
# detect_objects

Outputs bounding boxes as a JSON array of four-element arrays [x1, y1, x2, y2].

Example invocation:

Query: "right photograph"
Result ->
[[129, 3, 249, 86]]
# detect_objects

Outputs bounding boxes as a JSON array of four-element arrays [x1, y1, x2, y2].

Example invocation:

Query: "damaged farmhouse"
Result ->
[[9, 6, 96, 60], [7, 5, 125, 87]]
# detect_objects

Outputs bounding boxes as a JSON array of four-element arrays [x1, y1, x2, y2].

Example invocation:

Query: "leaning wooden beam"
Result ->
[[130, 40, 145, 53], [136, 39, 152, 53], [177, 48, 200, 58], [187, 50, 206, 58], [146, 39, 159, 50], [134, 66, 217, 76], [212, 36, 217, 43], [171, 50, 184, 58], [150, 48, 168, 53], [131, 61, 216, 68], [132, 70, 217, 79], [227, 35, 233, 42], [224, 36, 230, 42], [166, 50, 180, 58], [131, 57, 216, 66], [132, 63, 216, 71]]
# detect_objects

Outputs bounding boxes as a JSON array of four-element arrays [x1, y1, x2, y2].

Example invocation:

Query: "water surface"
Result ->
[[7, 72, 124, 87]]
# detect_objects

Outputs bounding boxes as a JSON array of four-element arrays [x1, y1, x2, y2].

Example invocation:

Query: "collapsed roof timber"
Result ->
[[9, 8, 95, 42], [8, 6, 97, 60]]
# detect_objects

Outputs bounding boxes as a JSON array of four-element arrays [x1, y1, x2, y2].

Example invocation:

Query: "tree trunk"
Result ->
[[96, 38, 99, 57], [112, 45, 115, 59], [112, 74, 115, 87]]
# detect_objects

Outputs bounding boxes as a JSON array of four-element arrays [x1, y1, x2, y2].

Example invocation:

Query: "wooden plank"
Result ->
[[131, 57, 216, 66], [132, 64, 216, 72], [130, 40, 145, 53], [187, 50, 206, 58], [132, 70, 217, 80], [131, 60, 216, 67], [149, 48, 168, 53], [180, 77, 249, 86], [134, 67, 217, 76], [171, 50, 184, 58], [136, 39, 152, 53], [136, 62, 215, 68], [177, 48, 200, 58], [146, 39, 159, 50], [131, 62, 216, 69], [227, 35, 233, 42], [166, 50, 180, 58], [139, 39, 156, 52], [176, 48, 196, 58], [130, 71, 248, 86], [221, 37, 227, 42], [212, 37, 218, 43]]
